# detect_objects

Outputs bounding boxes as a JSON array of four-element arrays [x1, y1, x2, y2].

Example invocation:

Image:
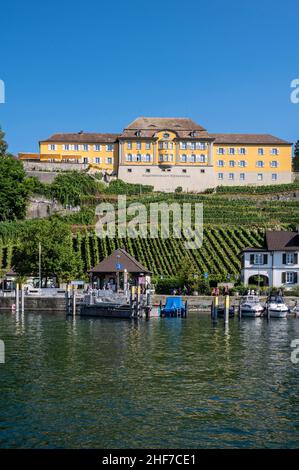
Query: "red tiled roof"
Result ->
[[90, 248, 152, 274], [210, 133, 291, 145], [41, 133, 119, 144]]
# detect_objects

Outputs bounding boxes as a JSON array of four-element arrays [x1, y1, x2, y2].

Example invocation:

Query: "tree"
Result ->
[[293, 140, 299, 172], [0, 156, 30, 221], [13, 219, 82, 285], [0, 126, 8, 156]]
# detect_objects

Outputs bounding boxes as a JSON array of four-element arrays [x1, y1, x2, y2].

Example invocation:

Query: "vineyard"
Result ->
[[0, 225, 266, 282]]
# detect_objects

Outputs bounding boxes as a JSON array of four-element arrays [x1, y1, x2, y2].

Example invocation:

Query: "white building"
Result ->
[[241, 231, 299, 288]]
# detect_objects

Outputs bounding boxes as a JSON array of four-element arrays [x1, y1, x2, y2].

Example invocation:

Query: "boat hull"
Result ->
[[80, 304, 133, 318], [240, 309, 263, 317]]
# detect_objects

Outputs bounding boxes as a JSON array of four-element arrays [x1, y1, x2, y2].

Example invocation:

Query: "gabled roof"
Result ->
[[265, 231, 299, 251], [124, 117, 207, 131], [242, 231, 299, 253], [209, 133, 292, 145], [90, 248, 152, 274], [40, 133, 119, 144]]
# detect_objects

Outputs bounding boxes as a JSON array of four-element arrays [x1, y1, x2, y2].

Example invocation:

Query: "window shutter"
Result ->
[[282, 253, 286, 264], [250, 254, 254, 265], [263, 254, 268, 264], [294, 272, 298, 284], [294, 253, 298, 264], [281, 272, 286, 284]]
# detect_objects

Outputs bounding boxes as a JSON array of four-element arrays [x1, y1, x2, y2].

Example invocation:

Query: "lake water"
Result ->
[[0, 311, 298, 448]]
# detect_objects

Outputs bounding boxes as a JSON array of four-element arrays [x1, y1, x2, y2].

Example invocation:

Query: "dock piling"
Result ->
[[15, 283, 19, 314], [224, 294, 229, 324]]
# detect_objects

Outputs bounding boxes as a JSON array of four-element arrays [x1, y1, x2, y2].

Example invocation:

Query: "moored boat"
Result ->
[[240, 291, 264, 317], [265, 294, 289, 318]]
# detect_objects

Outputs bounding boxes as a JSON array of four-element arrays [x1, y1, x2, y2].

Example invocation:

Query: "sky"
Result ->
[[0, 0, 298, 154]]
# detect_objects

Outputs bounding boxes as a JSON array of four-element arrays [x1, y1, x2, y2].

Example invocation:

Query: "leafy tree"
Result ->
[[293, 140, 299, 172], [0, 156, 30, 221], [13, 219, 82, 284], [0, 126, 8, 156], [49, 171, 104, 206]]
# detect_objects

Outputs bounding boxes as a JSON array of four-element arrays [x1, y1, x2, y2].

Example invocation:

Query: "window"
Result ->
[[218, 173, 224, 180], [258, 148, 264, 156], [136, 154, 141, 162], [239, 147, 246, 155], [159, 154, 163, 162], [136, 131, 141, 137], [217, 160, 225, 167], [270, 161, 278, 168], [63, 144, 70, 151], [106, 157, 113, 164], [218, 147, 225, 155], [271, 148, 278, 155], [106, 144, 114, 151], [127, 154, 132, 162], [229, 173, 234, 180], [285, 272, 295, 284], [191, 142, 196, 150], [190, 154, 196, 163], [95, 157, 101, 164], [48, 144, 56, 151], [74, 144, 79, 151], [159, 142, 163, 150], [228, 148, 235, 155], [286, 253, 295, 264], [257, 173, 263, 181], [239, 160, 246, 167], [272, 173, 277, 181], [83, 157, 88, 164], [94, 144, 101, 151], [229, 160, 235, 167], [181, 142, 187, 150], [145, 154, 151, 162], [181, 154, 187, 163], [163, 133, 170, 139], [199, 154, 206, 163], [146, 142, 151, 150], [240, 173, 245, 181], [254, 254, 264, 265], [127, 142, 132, 149], [135, 142, 141, 150], [169, 154, 173, 161], [169, 142, 173, 150], [199, 142, 206, 150], [256, 160, 264, 168], [83, 144, 89, 151]]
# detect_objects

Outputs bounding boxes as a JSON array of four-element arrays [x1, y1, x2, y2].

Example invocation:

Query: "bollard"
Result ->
[[72, 288, 76, 316], [224, 294, 229, 324], [214, 295, 219, 320]]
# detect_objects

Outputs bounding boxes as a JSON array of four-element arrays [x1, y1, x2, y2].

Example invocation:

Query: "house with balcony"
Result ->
[[241, 231, 299, 288]]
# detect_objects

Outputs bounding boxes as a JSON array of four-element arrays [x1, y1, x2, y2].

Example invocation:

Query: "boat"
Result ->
[[160, 297, 188, 317], [265, 294, 289, 318], [217, 304, 235, 317], [77, 289, 152, 319], [239, 291, 264, 317]]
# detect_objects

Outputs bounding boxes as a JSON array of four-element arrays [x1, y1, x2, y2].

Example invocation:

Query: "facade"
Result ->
[[19, 117, 293, 192], [241, 231, 299, 288]]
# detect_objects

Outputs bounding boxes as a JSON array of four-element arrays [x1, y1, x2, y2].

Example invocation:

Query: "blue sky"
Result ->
[[0, 0, 298, 153]]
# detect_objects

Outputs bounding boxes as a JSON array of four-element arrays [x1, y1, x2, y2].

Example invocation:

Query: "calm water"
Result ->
[[0, 311, 298, 448]]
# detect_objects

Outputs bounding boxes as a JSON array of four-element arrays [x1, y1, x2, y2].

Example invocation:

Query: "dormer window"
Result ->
[[191, 131, 198, 137], [136, 130, 142, 137], [163, 132, 170, 139]]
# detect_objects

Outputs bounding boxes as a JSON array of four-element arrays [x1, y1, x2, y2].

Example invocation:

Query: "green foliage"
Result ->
[[213, 182, 299, 194], [0, 156, 30, 221], [105, 179, 154, 195], [154, 277, 184, 294], [293, 140, 299, 171], [12, 219, 82, 283], [49, 171, 105, 206], [0, 126, 8, 156]]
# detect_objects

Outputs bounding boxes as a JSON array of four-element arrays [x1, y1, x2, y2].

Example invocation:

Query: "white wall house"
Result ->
[[241, 231, 299, 288]]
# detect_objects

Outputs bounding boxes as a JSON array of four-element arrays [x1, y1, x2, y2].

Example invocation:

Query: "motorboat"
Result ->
[[240, 291, 264, 317], [265, 294, 289, 318]]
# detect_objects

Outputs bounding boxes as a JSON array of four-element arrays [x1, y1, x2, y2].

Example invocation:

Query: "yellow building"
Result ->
[[19, 117, 293, 192]]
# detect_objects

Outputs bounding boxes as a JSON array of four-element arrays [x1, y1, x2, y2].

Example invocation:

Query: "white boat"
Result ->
[[240, 291, 264, 317], [265, 295, 289, 318]]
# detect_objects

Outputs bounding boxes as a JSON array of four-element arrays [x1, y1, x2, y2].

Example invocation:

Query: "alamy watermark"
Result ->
[[0, 340, 5, 364], [290, 79, 299, 104], [0, 79, 5, 104], [291, 339, 299, 364], [95, 195, 203, 249]]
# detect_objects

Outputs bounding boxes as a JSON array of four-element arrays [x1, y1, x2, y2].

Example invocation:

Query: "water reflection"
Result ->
[[0, 312, 298, 448]]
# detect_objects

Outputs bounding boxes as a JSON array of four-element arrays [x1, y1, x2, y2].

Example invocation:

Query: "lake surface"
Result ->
[[0, 311, 298, 448]]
